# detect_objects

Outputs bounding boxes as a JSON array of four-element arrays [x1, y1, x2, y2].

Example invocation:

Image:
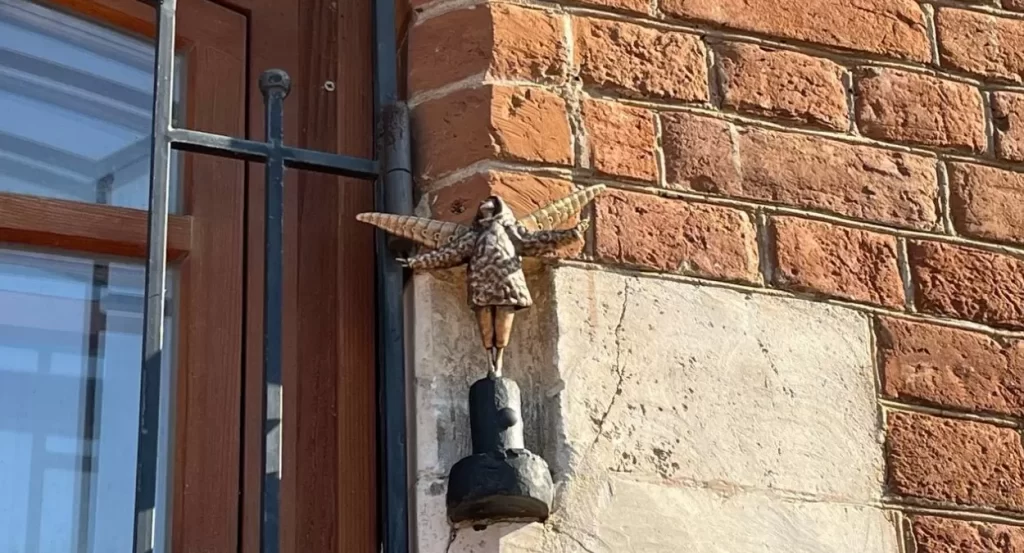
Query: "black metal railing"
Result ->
[[132, 2, 410, 553]]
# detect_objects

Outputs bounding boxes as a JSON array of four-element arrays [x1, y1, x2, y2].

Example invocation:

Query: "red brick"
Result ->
[[993, 92, 1024, 162], [887, 411, 1024, 512], [1008, 0, 1024, 12], [660, 112, 940, 230], [948, 163, 1024, 245], [716, 43, 848, 131], [910, 516, 1024, 553], [661, 0, 930, 62], [413, 86, 572, 181], [408, 6, 566, 94], [427, 172, 582, 258], [573, 17, 708, 102], [770, 218, 904, 307], [855, 68, 985, 153], [908, 241, 1024, 330], [427, 171, 575, 224], [595, 190, 759, 283], [573, 0, 649, 16], [936, 8, 1024, 83], [581, 99, 657, 182], [877, 318, 1024, 417]]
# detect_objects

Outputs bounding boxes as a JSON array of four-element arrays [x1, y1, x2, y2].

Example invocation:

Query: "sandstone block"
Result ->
[[887, 411, 1024, 512], [908, 241, 1024, 330], [878, 318, 1024, 417], [583, 477, 900, 553], [413, 86, 572, 181], [948, 162, 1024, 245], [551, 267, 883, 500], [936, 8, 1024, 83], [770, 217, 904, 308], [660, 112, 940, 229], [716, 43, 848, 131], [594, 190, 760, 283], [581, 99, 657, 181], [660, 0, 930, 62], [573, 17, 708, 101], [855, 68, 985, 152], [408, 5, 566, 94]]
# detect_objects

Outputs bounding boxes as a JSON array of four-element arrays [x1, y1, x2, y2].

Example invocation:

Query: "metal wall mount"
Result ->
[[132, 1, 410, 553]]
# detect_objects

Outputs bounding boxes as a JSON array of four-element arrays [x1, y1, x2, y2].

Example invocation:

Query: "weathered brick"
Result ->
[[661, 0, 930, 62], [887, 411, 1024, 512], [936, 8, 1024, 83], [855, 68, 985, 153], [408, 6, 566, 94], [426, 171, 575, 224], [993, 92, 1024, 162], [770, 217, 904, 308], [573, 17, 708, 102], [877, 317, 1024, 417], [1008, 0, 1024, 12], [595, 190, 759, 283], [716, 43, 848, 131], [426, 171, 582, 258], [660, 113, 738, 192], [948, 163, 1024, 245], [908, 241, 1024, 330], [911, 516, 1024, 553], [660, 112, 940, 230], [572, 0, 648, 16], [413, 86, 572, 181], [581, 99, 657, 182]]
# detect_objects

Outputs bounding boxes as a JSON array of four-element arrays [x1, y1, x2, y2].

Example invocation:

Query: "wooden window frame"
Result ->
[[0, 0, 384, 552]]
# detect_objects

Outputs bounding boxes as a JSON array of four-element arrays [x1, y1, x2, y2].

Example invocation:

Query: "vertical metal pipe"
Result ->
[[258, 68, 290, 553], [134, 0, 176, 552], [373, 0, 412, 546]]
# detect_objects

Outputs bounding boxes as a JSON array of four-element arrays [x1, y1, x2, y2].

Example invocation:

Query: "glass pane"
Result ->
[[0, 0, 185, 212], [0, 247, 176, 553]]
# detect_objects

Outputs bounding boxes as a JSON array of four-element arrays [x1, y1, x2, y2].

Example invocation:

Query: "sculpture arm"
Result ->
[[400, 234, 474, 270], [516, 219, 588, 257]]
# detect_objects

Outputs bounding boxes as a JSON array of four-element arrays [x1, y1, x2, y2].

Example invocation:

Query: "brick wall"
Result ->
[[405, 0, 1024, 548]]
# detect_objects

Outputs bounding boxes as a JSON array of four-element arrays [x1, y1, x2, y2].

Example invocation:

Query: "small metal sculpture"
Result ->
[[356, 184, 605, 376], [357, 184, 606, 525]]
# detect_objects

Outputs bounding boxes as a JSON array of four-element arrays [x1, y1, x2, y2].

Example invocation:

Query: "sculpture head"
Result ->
[[475, 196, 515, 226]]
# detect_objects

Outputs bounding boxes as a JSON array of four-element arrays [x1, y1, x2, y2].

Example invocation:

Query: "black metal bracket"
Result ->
[[131, 1, 409, 553]]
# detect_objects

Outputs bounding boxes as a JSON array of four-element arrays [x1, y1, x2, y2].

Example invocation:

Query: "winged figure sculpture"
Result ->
[[356, 184, 606, 376]]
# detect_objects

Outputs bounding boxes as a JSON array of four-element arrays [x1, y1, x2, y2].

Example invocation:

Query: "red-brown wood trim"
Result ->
[[0, 193, 192, 260], [169, 2, 247, 552], [240, 1, 380, 552]]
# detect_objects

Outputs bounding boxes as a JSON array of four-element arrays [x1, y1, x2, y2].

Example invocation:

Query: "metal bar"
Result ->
[[258, 69, 290, 553], [133, 0, 176, 552], [281, 146, 379, 179], [168, 127, 379, 179], [373, 0, 412, 545]]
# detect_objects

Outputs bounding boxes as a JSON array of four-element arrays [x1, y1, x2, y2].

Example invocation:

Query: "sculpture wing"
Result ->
[[516, 184, 606, 232], [355, 213, 472, 249]]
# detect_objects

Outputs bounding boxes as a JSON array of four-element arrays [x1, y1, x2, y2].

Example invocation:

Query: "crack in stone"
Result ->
[[444, 526, 458, 553], [550, 525, 600, 553], [581, 279, 632, 465]]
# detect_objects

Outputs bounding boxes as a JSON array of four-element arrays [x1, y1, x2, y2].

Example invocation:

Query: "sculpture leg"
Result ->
[[476, 307, 497, 373], [493, 307, 515, 377]]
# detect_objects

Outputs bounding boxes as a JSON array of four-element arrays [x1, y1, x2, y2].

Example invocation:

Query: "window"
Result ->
[[0, 1, 246, 551]]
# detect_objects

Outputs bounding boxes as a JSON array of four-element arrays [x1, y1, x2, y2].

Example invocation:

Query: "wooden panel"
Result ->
[[170, 2, 247, 553], [0, 193, 192, 260], [240, 1, 380, 552]]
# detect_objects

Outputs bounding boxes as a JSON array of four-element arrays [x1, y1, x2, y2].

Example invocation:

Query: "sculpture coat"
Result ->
[[356, 184, 605, 375]]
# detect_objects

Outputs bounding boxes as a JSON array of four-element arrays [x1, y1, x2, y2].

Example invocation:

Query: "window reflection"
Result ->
[[0, 248, 176, 553], [0, 0, 184, 212]]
